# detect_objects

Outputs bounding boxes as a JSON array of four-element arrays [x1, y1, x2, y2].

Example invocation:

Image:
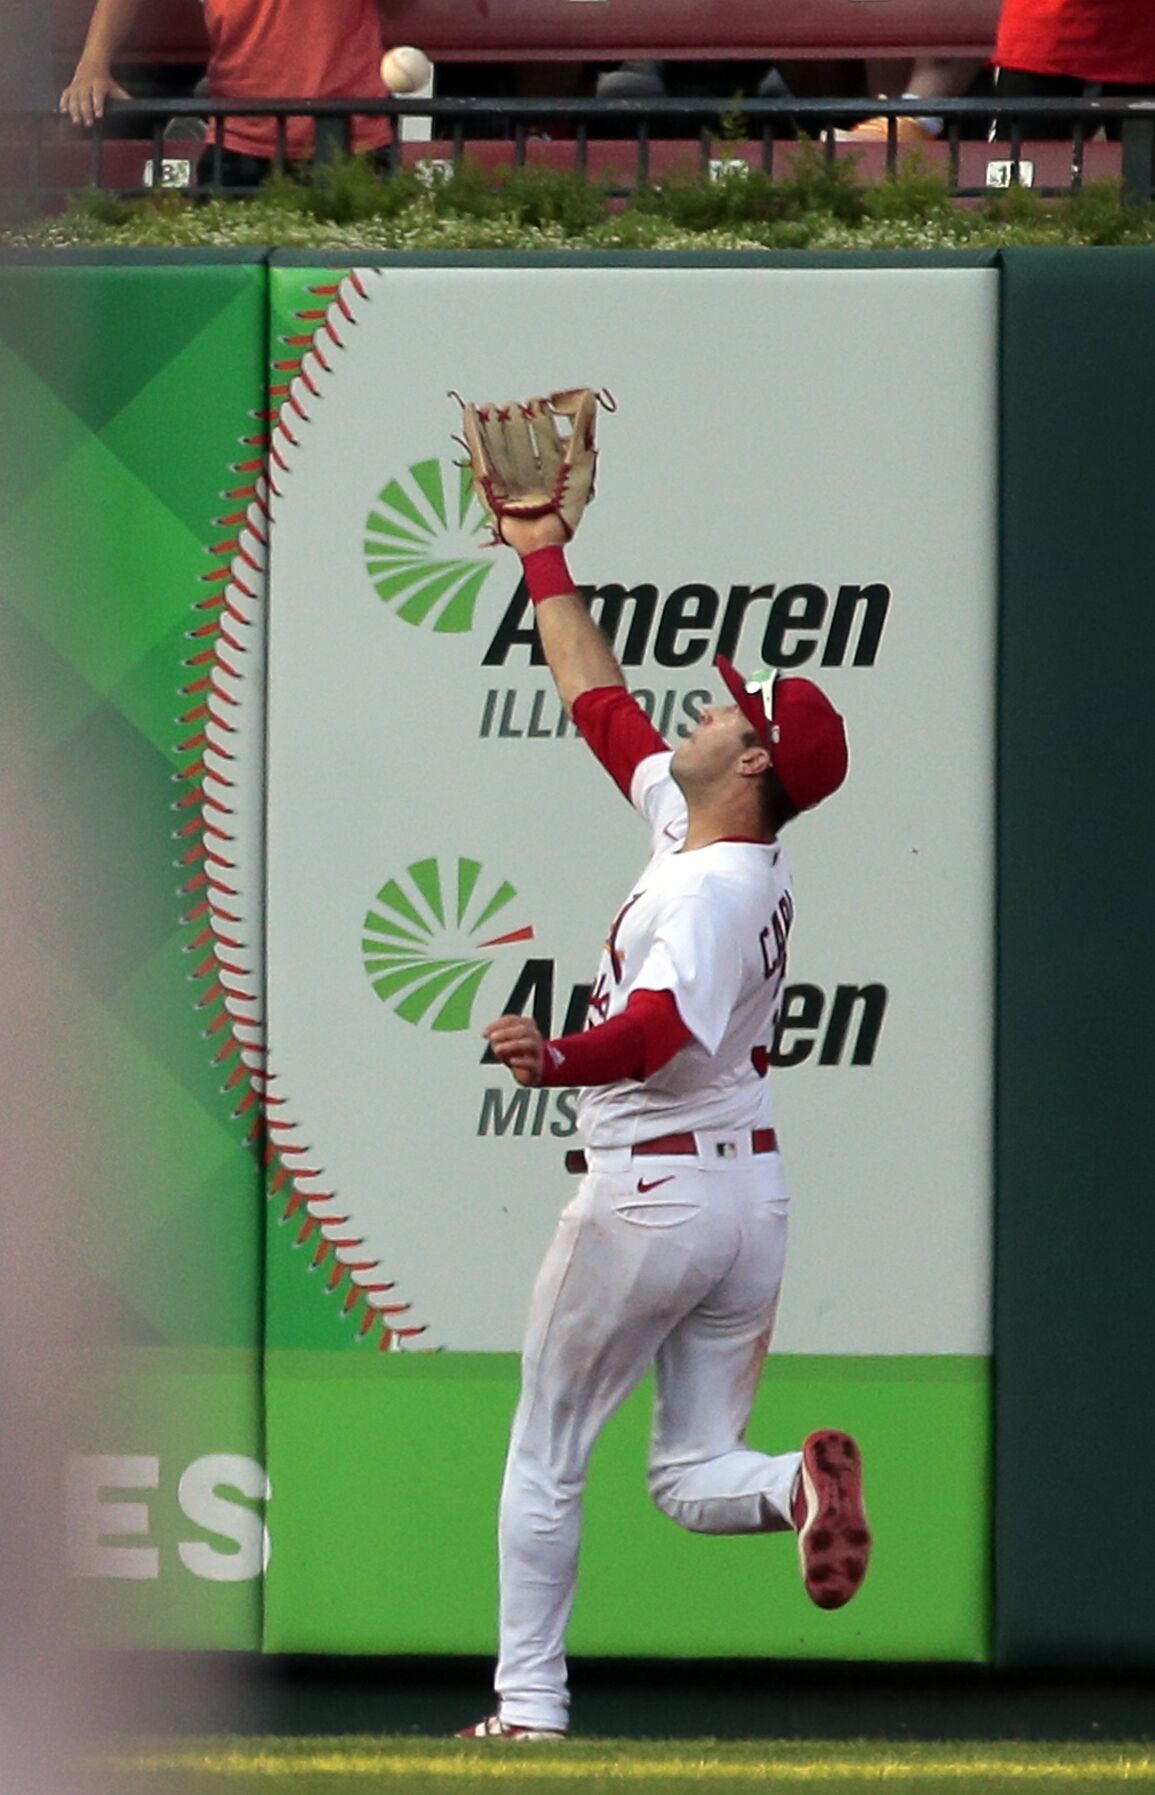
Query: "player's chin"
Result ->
[[669, 744, 696, 795]]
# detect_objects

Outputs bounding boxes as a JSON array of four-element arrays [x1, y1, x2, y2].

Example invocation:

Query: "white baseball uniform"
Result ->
[[494, 692, 804, 1735]]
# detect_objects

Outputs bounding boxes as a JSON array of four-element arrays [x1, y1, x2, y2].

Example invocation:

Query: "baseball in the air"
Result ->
[[380, 45, 433, 94]]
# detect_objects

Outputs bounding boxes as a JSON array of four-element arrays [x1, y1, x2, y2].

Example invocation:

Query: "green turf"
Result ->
[[95, 1735, 1155, 1795]]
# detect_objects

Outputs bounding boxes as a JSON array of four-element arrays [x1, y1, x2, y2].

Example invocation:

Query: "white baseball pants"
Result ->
[[495, 1144, 800, 1734]]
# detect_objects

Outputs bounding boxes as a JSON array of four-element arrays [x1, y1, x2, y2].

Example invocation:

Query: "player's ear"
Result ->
[[736, 744, 772, 780]]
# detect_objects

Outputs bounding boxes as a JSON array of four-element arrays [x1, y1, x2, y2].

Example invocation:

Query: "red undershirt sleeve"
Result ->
[[571, 687, 669, 799], [538, 988, 693, 1087], [519, 547, 667, 798]]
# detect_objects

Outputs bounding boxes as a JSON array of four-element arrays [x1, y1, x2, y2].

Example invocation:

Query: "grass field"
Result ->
[[98, 1736, 1155, 1795]]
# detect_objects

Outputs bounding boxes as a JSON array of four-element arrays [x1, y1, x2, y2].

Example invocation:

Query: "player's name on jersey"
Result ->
[[482, 579, 892, 672], [477, 685, 710, 742]]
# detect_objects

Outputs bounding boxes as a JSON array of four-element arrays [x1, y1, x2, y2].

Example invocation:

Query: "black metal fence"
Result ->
[[7, 95, 1155, 205]]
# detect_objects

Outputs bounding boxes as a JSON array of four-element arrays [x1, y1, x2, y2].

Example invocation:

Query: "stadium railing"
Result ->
[[4, 96, 1155, 207]]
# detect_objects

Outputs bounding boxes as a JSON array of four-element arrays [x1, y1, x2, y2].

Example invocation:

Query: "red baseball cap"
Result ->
[[715, 655, 849, 812]]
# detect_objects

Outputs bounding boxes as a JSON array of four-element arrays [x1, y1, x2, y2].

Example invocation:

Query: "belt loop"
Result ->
[[585, 1146, 632, 1175]]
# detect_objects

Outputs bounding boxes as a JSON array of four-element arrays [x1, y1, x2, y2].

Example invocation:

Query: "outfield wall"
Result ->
[[0, 259, 268, 1652], [996, 250, 1155, 1667], [1, 249, 1151, 1667]]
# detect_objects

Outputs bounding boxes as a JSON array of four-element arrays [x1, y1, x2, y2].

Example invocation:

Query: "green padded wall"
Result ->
[[0, 257, 270, 1648], [997, 248, 1155, 1666]]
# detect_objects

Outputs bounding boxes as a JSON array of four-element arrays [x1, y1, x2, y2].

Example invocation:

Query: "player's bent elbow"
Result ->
[[557, 670, 626, 718]]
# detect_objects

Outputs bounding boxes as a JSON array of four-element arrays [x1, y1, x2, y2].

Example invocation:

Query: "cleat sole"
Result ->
[[795, 1429, 872, 1611]]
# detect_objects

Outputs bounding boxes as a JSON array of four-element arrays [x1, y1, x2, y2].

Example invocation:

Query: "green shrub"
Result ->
[[1061, 177, 1154, 245], [429, 157, 502, 220], [262, 153, 422, 224], [627, 141, 867, 234], [496, 164, 608, 233], [980, 177, 1047, 229], [64, 185, 137, 228], [863, 152, 953, 223], [625, 166, 773, 232], [712, 93, 751, 148], [773, 137, 867, 224]]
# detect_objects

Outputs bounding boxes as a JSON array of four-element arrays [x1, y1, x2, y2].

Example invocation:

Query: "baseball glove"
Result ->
[[453, 388, 609, 543]]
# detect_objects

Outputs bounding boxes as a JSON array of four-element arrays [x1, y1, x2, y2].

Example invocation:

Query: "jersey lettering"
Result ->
[[588, 893, 642, 1024], [606, 894, 641, 984], [758, 890, 795, 982]]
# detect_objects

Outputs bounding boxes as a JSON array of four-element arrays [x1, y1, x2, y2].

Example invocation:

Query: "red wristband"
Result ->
[[522, 544, 576, 607]]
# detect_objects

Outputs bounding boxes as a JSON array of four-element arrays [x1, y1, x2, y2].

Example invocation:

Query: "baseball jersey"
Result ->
[[572, 693, 795, 1152]]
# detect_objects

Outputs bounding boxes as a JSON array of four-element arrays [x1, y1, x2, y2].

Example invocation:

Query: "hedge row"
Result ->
[[5, 147, 1155, 250]]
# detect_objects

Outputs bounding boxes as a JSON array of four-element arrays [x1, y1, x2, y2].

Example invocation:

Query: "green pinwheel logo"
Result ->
[[362, 856, 534, 1032], [363, 458, 495, 634]]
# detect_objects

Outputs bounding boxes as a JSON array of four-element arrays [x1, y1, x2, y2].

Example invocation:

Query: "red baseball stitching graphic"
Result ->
[[178, 267, 426, 1349]]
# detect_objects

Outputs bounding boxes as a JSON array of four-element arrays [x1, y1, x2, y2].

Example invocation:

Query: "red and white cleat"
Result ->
[[456, 1715, 567, 1741], [791, 1429, 872, 1610]]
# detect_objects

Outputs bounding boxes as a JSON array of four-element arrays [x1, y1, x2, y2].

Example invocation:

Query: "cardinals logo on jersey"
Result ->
[[589, 893, 642, 1022]]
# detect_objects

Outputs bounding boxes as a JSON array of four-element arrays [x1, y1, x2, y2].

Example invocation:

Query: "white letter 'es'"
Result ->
[[66, 1454, 271, 1581], [178, 1455, 272, 1582], [67, 1456, 160, 1580]]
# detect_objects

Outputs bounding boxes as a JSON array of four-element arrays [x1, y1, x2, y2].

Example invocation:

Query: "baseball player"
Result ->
[[454, 392, 870, 1742]]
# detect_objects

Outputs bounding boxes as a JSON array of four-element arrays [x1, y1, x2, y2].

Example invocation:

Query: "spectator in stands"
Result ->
[[838, 57, 987, 143], [595, 60, 665, 102], [59, 0, 392, 189], [596, 59, 793, 109], [993, 0, 1155, 135], [592, 58, 798, 142]]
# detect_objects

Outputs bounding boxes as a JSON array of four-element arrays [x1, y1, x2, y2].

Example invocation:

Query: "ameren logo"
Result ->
[[476, 959, 889, 1139], [364, 458, 495, 634], [363, 456, 891, 741], [487, 576, 889, 670], [362, 874, 886, 1119], [362, 855, 534, 1031], [479, 576, 890, 741]]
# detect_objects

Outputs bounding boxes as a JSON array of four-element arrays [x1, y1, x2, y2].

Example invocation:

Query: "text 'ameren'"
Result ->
[[482, 578, 891, 670]]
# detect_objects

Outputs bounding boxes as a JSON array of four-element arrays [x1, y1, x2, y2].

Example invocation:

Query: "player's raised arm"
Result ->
[[501, 511, 623, 714], [455, 390, 667, 795]]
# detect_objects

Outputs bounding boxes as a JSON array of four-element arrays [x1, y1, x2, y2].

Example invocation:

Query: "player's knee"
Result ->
[[647, 1463, 706, 1532], [646, 1461, 673, 1511]]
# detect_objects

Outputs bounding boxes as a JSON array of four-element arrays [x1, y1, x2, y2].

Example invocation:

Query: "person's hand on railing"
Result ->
[[59, 61, 131, 129]]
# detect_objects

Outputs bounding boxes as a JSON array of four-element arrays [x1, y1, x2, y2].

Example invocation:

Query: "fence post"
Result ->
[[314, 113, 347, 173], [1121, 114, 1155, 205]]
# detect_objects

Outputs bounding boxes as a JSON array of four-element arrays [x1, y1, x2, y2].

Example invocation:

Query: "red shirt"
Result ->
[[205, 0, 390, 160], [996, 0, 1155, 85]]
